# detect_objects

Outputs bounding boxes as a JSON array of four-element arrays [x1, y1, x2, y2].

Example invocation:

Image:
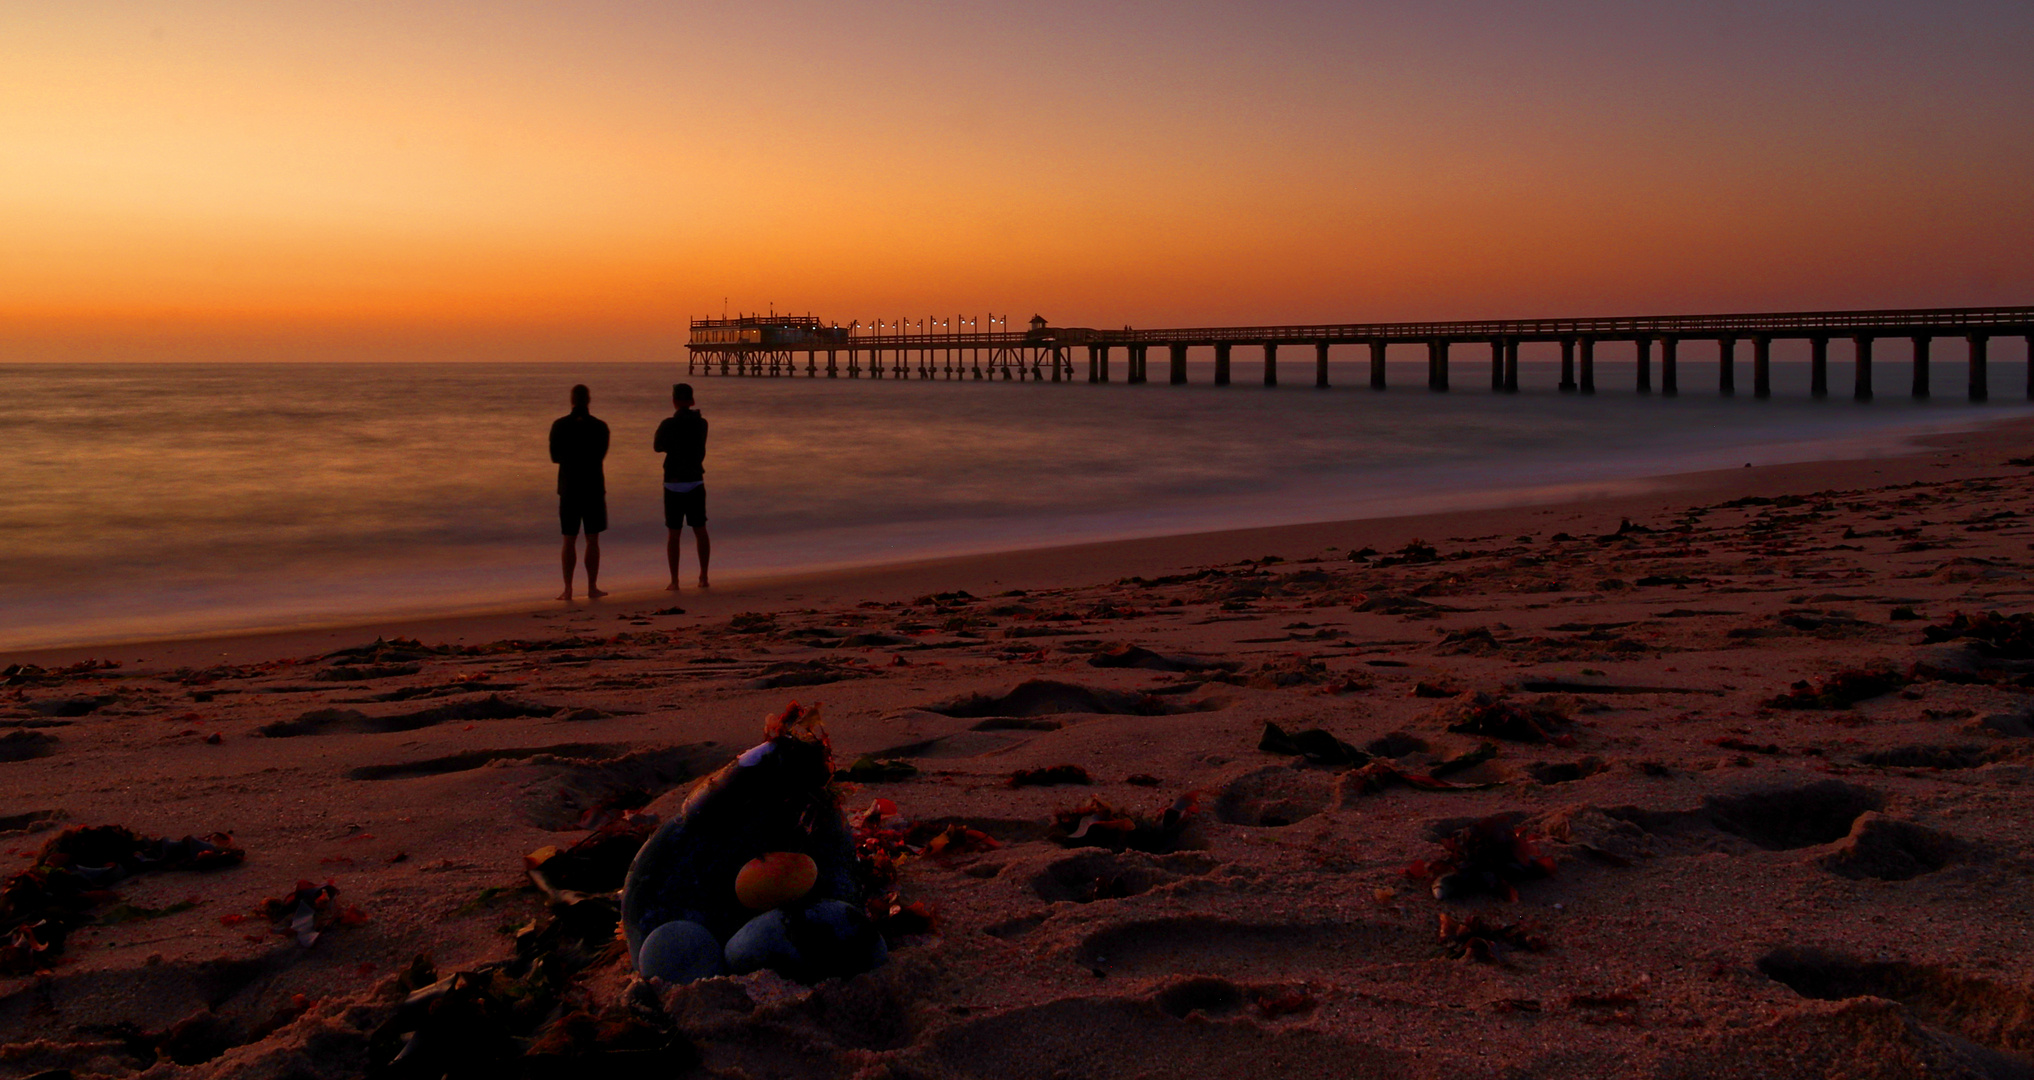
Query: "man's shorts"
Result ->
[[663, 485, 707, 529], [559, 491, 608, 536]]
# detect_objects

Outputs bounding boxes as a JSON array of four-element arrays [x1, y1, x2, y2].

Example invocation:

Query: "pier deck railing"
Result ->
[[686, 305, 2034, 401]]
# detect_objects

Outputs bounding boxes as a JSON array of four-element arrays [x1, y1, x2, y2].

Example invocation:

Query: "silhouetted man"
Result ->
[[653, 382, 710, 591], [549, 383, 610, 601]]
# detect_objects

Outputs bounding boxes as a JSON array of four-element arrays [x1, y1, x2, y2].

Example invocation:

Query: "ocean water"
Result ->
[[2, 356, 2028, 651]]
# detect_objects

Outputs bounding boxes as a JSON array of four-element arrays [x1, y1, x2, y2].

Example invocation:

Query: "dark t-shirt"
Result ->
[[549, 410, 610, 495], [653, 409, 708, 483]]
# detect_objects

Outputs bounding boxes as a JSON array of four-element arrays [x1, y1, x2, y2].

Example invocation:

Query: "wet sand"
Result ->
[[5, 417, 2034, 1078]]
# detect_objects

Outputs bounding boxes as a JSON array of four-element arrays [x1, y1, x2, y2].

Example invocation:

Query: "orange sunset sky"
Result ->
[[4, 1, 2032, 361]]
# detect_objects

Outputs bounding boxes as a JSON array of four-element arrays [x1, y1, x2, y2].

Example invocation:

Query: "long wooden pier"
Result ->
[[686, 306, 2034, 401]]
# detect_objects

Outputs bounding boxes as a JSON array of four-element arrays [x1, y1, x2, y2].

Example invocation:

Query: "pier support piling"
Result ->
[[1912, 336, 1931, 399], [1087, 346, 1099, 383], [1661, 337, 1678, 396], [1579, 337, 1596, 394], [1263, 342, 1278, 387], [1315, 341, 1330, 388], [1490, 339, 1505, 391], [1369, 341, 1387, 389], [1854, 335, 1874, 401], [1753, 335, 1771, 399], [1170, 344, 1188, 385], [1099, 345, 1111, 383], [1214, 343, 1231, 386], [1969, 334, 1989, 402], [1429, 339, 1450, 391], [1636, 336, 1653, 393], [1718, 337, 1736, 396], [1504, 338, 1519, 392], [1809, 337, 1827, 398], [1559, 338, 1577, 391]]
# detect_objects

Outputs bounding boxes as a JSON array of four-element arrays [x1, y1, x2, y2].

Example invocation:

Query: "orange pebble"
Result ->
[[734, 851, 818, 910]]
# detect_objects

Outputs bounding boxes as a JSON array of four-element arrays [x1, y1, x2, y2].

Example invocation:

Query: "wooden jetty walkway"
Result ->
[[687, 306, 2034, 401]]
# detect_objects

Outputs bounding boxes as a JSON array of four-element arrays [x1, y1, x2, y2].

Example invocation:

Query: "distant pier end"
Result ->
[[687, 307, 2034, 401]]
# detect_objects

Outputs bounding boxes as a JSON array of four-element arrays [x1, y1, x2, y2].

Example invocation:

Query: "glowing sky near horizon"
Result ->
[[4, 1, 2032, 354]]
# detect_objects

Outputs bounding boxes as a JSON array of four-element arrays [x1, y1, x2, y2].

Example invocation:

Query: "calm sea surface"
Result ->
[[3, 357, 2027, 650]]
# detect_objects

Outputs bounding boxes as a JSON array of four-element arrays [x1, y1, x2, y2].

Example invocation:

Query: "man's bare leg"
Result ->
[[694, 526, 711, 588], [585, 533, 607, 599], [558, 535, 577, 601], [665, 529, 683, 591]]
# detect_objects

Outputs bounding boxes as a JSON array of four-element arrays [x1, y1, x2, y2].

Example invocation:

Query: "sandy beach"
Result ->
[[6, 416, 2034, 1079]]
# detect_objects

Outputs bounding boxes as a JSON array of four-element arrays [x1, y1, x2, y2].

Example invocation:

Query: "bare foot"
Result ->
[[587, 587, 608, 599], [697, 576, 711, 589], [664, 581, 682, 592], [556, 590, 574, 602]]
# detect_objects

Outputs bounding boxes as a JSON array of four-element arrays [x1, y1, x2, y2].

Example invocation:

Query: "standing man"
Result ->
[[653, 383, 710, 591], [549, 383, 610, 601]]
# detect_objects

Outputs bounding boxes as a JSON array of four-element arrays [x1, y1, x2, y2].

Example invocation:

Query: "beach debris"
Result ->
[[368, 929, 696, 1076], [1258, 722, 1369, 766], [0, 826, 243, 973], [1406, 816, 1557, 901], [1763, 666, 1907, 710], [1010, 764, 1093, 788], [1376, 539, 1440, 566], [620, 702, 886, 987], [834, 755, 919, 783], [1441, 692, 1574, 745], [524, 809, 661, 939], [1437, 912, 1548, 962], [1050, 792, 1201, 854], [845, 800, 954, 937], [259, 880, 356, 946], [4, 659, 119, 687]]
